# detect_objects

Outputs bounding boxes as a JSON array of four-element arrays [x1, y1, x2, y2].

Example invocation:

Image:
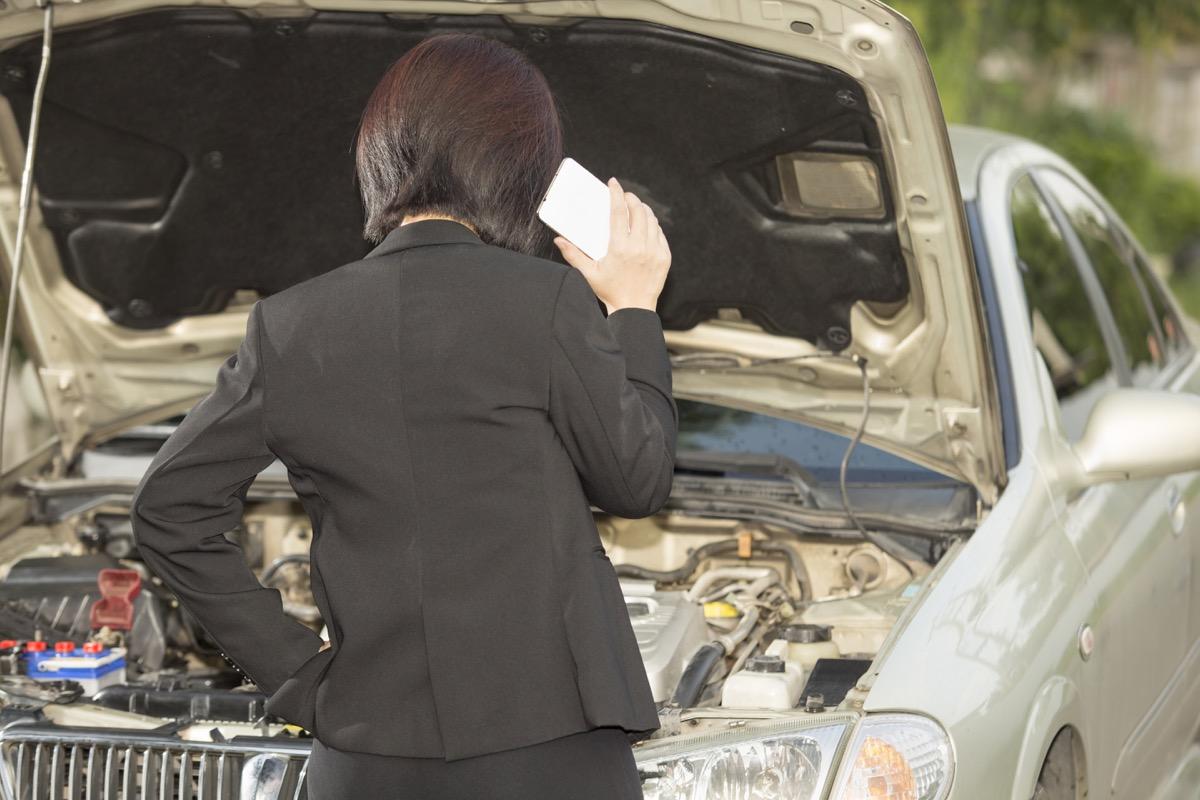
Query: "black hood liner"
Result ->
[[0, 10, 906, 348]]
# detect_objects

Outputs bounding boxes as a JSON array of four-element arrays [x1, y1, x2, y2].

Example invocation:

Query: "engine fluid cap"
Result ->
[[25, 641, 46, 652], [54, 641, 75, 653], [704, 601, 739, 619], [772, 623, 832, 643], [82, 642, 103, 654], [745, 655, 786, 673]]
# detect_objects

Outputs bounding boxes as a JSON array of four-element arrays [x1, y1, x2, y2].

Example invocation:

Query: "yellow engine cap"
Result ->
[[703, 601, 739, 618]]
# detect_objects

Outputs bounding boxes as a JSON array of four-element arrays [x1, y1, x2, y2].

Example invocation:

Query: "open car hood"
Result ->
[[0, 0, 1004, 503]]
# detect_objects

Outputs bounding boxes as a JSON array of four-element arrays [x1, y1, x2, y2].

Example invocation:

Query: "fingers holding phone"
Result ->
[[554, 177, 671, 315]]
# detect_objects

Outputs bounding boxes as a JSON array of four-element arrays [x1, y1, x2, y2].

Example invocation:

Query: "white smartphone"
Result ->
[[537, 157, 611, 261]]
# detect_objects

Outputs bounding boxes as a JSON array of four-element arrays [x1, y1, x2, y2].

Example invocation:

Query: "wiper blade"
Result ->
[[670, 351, 854, 371], [673, 449, 817, 506]]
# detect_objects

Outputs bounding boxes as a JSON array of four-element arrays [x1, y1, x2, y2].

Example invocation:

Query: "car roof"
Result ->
[[947, 123, 1032, 203]]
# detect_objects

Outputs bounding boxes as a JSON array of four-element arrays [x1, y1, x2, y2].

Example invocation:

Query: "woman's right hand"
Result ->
[[553, 177, 672, 315]]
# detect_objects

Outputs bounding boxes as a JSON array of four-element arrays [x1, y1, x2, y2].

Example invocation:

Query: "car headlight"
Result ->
[[634, 712, 954, 800], [635, 714, 851, 800], [829, 714, 955, 800]]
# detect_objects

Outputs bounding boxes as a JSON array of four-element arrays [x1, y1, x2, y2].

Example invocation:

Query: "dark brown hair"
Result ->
[[354, 33, 564, 255]]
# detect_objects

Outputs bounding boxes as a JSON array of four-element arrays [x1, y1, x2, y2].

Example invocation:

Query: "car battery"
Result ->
[[22, 641, 126, 694]]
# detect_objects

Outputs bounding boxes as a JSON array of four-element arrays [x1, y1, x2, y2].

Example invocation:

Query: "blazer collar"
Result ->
[[365, 218, 484, 259]]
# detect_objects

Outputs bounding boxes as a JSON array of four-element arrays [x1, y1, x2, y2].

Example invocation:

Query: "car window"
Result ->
[[1037, 168, 1165, 386], [1126, 240, 1190, 364], [1009, 173, 1119, 441]]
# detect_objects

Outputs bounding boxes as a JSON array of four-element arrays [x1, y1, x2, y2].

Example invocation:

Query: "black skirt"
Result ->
[[304, 726, 644, 799]]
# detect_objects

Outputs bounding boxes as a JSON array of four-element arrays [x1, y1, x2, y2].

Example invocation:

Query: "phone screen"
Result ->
[[537, 157, 611, 261]]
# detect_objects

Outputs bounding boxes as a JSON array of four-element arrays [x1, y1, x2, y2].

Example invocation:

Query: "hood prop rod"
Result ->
[[0, 0, 54, 479]]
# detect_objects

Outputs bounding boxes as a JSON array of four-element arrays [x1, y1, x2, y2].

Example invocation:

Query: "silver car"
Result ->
[[0, 0, 1192, 798]]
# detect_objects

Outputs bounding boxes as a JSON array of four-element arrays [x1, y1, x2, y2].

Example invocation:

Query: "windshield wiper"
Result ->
[[670, 351, 854, 371], [665, 479, 972, 538], [673, 449, 818, 506]]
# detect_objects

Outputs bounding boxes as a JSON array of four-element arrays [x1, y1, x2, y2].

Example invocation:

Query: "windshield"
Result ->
[[676, 397, 959, 485]]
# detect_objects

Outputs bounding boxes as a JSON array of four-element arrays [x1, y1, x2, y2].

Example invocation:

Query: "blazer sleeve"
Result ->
[[129, 300, 324, 697], [548, 267, 678, 519]]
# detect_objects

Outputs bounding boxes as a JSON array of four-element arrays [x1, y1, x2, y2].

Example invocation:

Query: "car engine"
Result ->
[[3, 474, 931, 715], [0, 433, 940, 797]]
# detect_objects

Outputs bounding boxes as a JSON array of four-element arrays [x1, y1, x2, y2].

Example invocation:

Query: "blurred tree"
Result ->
[[1009, 105, 1200, 257], [888, 0, 1200, 300], [893, 0, 1200, 63], [892, 0, 1200, 122]]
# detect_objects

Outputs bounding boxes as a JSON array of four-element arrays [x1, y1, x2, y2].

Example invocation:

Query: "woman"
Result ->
[[129, 31, 675, 799]]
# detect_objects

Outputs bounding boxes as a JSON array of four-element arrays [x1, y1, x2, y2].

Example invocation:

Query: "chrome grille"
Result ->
[[0, 726, 312, 800]]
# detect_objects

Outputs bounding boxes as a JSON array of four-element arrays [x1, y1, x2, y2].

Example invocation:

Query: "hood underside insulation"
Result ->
[[0, 10, 906, 348]]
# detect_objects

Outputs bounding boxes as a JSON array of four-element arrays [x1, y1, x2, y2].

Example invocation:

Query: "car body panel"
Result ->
[[1153, 745, 1200, 800], [862, 448, 1087, 799], [1026, 155, 1200, 793], [859, 127, 1200, 799]]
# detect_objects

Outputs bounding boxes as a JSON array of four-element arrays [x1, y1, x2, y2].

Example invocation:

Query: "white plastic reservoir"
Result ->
[[719, 638, 806, 710]]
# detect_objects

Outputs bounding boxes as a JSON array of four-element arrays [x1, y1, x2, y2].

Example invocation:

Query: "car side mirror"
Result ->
[[1071, 388, 1200, 487]]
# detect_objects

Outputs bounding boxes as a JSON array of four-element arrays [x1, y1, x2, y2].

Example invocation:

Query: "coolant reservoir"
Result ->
[[797, 581, 920, 655], [719, 639, 805, 710], [770, 623, 840, 670]]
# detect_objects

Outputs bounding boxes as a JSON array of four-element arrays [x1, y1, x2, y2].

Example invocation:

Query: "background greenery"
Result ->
[[889, 0, 1200, 313]]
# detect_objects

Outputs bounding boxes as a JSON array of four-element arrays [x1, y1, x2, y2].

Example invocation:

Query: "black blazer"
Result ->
[[129, 218, 678, 761]]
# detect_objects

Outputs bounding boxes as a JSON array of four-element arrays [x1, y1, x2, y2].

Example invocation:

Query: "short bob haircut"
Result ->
[[355, 33, 564, 256]]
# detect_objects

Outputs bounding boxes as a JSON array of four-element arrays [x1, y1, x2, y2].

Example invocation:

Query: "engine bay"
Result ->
[[0, 456, 939, 749]]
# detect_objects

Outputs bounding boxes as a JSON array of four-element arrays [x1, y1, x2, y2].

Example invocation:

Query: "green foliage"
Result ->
[[1168, 272, 1200, 317], [892, 0, 1200, 55], [984, 105, 1200, 258], [889, 0, 1200, 266]]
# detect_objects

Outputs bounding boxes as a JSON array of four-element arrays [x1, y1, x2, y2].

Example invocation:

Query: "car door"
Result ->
[[1030, 165, 1196, 796], [1096, 197, 1200, 796], [1118, 242, 1200, 648]]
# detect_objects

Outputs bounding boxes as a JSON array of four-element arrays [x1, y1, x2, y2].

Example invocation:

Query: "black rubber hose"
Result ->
[[669, 641, 726, 708], [755, 541, 812, 601], [614, 537, 734, 583], [261, 553, 310, 585], [615, 537, 812, 600]]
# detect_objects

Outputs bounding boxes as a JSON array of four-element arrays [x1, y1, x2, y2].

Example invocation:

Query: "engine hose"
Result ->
[[614, 538, 728, 583], [261, 553, 310, 585], [669, 641, 726, 709], [615, 537, 812, 600]]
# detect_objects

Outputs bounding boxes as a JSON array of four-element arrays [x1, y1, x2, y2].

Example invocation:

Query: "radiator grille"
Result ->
[[0, 727, 312, 800]]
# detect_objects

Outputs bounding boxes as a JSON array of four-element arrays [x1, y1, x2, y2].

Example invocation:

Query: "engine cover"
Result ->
[[621, 580, 709, 704]]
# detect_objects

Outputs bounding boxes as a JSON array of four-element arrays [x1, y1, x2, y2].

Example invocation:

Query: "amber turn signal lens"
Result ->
[[831, 714, 953, 800], [846, 736, 917, 799]]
